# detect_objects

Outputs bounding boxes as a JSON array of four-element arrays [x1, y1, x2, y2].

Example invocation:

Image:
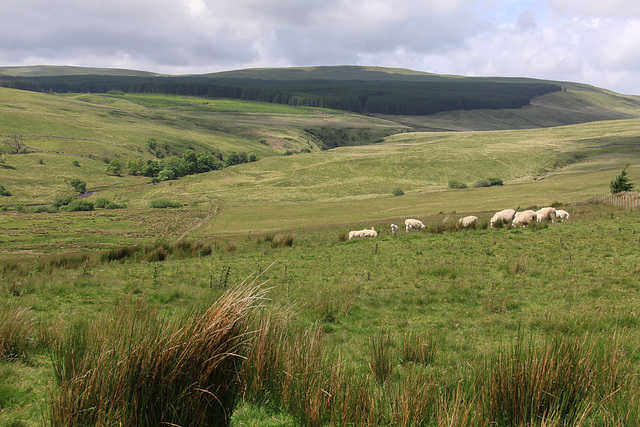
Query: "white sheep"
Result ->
[[349, 227, 377, 239], [348, 230, 364, 240], [535, 207, 557, 223], [458, 215, 478, 228], [391, 223, 398, 236], [490, 209, 516, 228], [556, 209, 570, 222], [405, 218, 425, 232], [512, 210, 537, 227], [362, 228, 378, 238]]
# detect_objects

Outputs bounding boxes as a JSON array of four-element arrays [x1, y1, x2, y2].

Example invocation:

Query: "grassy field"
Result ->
[[1, 86, 640, 425], [1, 201, 639, 425]]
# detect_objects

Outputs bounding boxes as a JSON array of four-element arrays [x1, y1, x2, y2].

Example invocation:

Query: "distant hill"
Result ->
[[2, 65, 640, 129], [0, 65, 162, 77]]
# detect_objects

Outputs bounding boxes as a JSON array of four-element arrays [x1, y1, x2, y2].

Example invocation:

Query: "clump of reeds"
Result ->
[[479, 333, 629, 425], [49, 277, 267, 427], [401, 331, 438, 365], [0, 305, 33, 361], [271, 234, 295, 249], [370, 332, 394, 384]]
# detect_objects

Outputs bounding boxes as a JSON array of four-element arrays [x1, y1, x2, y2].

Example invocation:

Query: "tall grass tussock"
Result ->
[[49, 277, 267, 426]]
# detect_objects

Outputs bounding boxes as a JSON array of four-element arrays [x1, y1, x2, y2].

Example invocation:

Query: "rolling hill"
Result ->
[[1, 65, 639, 254]]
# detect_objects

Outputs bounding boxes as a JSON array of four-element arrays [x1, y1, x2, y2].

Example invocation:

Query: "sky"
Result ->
[[2, 0, 640, 95]]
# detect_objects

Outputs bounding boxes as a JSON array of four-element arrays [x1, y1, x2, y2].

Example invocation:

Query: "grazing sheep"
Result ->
[[556, 209, 570, 222], [349, 227, 377, 239], [490, 209, 516, 228], [512, 210, 537, 227], [405, 219, 425, 232], [535, 207, 557, 223], [458, 215, 478, 228], [391, 223, 398, 236]]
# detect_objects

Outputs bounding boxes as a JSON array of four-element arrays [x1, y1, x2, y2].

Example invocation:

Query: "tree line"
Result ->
[[0, 75, 562, 116]]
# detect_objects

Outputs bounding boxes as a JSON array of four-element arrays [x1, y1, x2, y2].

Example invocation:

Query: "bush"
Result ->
[[473, 179, 491, 188], [149, 199, 182, 209], [448, 179, 468, 189], [158, 168, 176, 181], [0, 185, 11, 197], [52, 196, 75, 209], [392, 187, 405, 196], [94, 197, 109, 209], [69, 179, 87, 194], [488, 177, 504, 186], [61, 200, 94, 212]]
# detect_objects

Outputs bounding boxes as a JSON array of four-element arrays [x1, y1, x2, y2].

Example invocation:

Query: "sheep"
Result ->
[[535, 207, 557, 223], [512, 210, 537, 227], [391, 223, 398, 236], [490, 209, 516, 228], [458, 215, 478, 229], [349, 227, 377, 239], [405, 219, 425, 232], [362, 228, 378, 238], [348, 230, 364, 240], [556, 209, 570, 222]]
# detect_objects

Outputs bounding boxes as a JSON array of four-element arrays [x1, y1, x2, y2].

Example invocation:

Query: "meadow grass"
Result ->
[[1, 202, 640, 425]]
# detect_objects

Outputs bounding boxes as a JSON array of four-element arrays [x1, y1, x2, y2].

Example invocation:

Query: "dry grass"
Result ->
[[49, 276, 267, 426], [0, 305, 33, 361]]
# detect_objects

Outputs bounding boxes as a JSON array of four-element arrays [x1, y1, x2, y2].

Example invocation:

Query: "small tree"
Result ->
[[69, 179, 87, 194], [610, 166, 634, 194], [105, 159, 124, 177]]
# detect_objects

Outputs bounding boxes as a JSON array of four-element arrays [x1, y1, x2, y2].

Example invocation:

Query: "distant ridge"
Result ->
[[0, 65, 162, 78], [2, 64, 640, 128]]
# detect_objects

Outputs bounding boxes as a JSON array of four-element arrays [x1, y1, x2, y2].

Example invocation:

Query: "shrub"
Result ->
[[72, 160, 80, 167], [94, 197, 109, 208], [488, 177, 504, 186], [473, 179, 491, 188], [105, 159, 124, 176], [392, 187, 405, 196], [149, 199, 182, 209], [0, 185, 11, 197], [448, 179, 468, 189], [60, 200, 94, 212], [69, 179, 87, 194], [52, 196, 75, 209], [158, 168, 176, 181]]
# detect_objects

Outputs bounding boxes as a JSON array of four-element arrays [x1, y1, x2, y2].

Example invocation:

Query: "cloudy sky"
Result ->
[[2, 0, 640, 94]]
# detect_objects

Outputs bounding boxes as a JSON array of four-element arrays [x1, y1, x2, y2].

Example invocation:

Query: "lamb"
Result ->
[[512, 210, 537, 227], [391, 223, 398, 236], [405, 219, 425, 232], [490, 209, 516, 228], [556, 209, 570, 222], [535, 207, 556, 223], [458, 215, 478, 228]]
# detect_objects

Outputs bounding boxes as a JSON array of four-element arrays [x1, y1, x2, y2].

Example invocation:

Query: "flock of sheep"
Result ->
[[348, 207, 570, 240]]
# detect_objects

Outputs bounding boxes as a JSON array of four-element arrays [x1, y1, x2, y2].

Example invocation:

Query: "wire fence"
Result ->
[[591, 193, 640, 210]]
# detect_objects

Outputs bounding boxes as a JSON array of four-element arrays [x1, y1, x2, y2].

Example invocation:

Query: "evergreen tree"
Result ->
[[610, 166, 634, 193]]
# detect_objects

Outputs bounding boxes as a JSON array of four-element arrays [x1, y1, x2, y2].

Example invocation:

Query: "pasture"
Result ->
[[1, 87, 640, 425]]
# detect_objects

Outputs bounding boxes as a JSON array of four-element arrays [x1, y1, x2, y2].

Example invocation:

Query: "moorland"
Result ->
[[0, 66, 640, 426]]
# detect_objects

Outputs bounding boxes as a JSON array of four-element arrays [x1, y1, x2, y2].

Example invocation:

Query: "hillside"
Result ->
[[2, 65, 640, 131], [1, 83, 639, 255]]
